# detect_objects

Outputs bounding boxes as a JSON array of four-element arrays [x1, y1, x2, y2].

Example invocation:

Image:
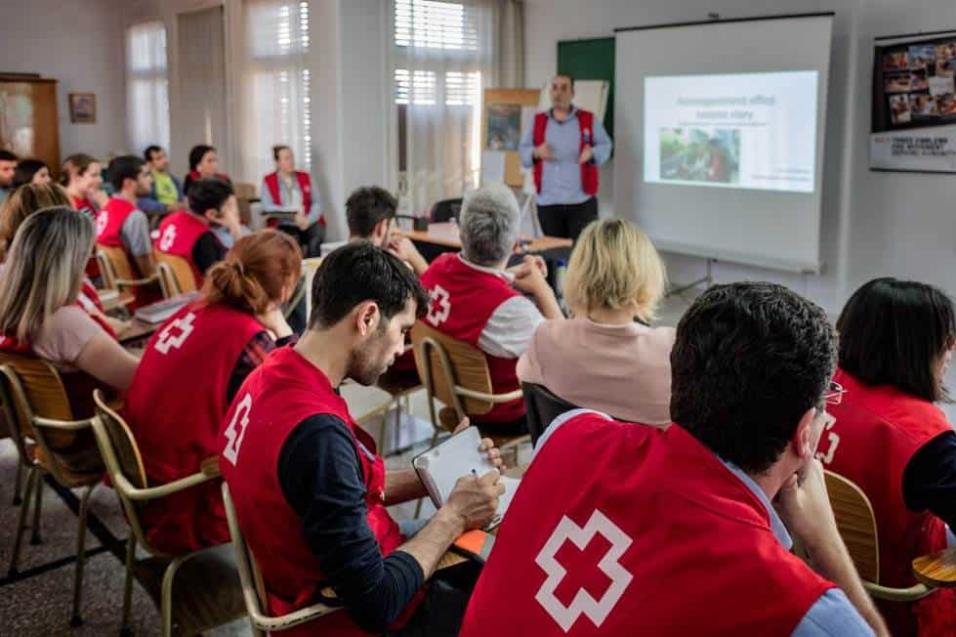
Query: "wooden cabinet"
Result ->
[[0, 75, 60, 179]]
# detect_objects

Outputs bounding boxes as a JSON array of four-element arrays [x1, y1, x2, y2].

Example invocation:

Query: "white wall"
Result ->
[[525, 0, 956, 315], [0, 0, 127, 159]]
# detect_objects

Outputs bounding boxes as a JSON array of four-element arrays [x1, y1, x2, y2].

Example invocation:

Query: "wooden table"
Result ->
[[403, 222, 572, 253]]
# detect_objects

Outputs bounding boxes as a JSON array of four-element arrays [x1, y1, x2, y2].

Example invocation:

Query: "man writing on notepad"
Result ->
[[219, 242, 505, 636], [519, 74, 612, 242]]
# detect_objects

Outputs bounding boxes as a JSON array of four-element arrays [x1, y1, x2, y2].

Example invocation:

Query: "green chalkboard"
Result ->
[[557, 37, 615, 138]]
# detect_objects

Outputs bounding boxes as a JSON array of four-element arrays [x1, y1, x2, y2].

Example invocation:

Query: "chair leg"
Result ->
[[161, 556, 186, 637], [70, 485, 94, 627], [12, 462, 24, 506], [8, 467, 36, 576], [120, 535, 137, 637], [30, 474, 43, 545]]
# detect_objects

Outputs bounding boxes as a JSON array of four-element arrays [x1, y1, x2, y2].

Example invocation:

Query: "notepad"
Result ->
[[412, 427, 520, 529]]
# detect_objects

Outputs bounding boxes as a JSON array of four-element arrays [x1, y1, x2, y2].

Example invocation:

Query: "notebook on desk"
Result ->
[[133, 291, 201, 324], [412, 426, 520, 530]]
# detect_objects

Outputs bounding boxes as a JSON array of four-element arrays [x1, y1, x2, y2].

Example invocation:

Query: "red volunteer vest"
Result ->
[[462, 413, 835, 635], [124, 302, 263, 554], [419, 253, 525, 424], [823, 368, 956, 636], [532, 109, 599, 197], [96, 197, 159, 308], [263, 171, 324, 226], [155, 210, 213, 286], [218, 347, 414, 636]]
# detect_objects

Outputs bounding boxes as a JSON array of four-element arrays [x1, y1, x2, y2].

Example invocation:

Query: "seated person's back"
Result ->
[[96, 155, 159, 307], [154, 178, 243, 286], [518, 218, 674, 427], [419, 183, 562, 433], [125, 230, 299, 554], [0, 208, 139, 471], [823, 278, 956, 636], [460, 282, 888, 636]]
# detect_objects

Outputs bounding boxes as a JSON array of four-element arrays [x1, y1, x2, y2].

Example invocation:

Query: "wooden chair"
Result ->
[[97, 245, 159, 305], [411, 321, 528, 515], [155, 252, 198, 299], [824, 470, 937, 601], [221, 483, 340, 635], [91, 390, 245, 636], [0, 356, 103, 627]]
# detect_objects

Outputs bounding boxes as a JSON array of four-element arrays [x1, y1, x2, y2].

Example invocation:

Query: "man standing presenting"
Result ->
[[519, 75, 612, 241]]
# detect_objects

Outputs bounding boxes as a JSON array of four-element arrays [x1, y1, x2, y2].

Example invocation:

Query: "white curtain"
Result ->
[[238, 0, 312, 184], [126, 21, 170, 154], [388, 0, 499, 215]]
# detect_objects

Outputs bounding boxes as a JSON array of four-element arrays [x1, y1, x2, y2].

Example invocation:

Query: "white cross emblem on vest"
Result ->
[[95, 211, 108, 237], [534, 509, 634, 632], [426, 285, 451, 326], [223, 393, 253, 466], [159, 224, 177, 252], [154, 312, 196, 355]]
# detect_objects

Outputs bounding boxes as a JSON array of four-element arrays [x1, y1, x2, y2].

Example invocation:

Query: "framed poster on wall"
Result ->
[[870, 30, 956, 173]]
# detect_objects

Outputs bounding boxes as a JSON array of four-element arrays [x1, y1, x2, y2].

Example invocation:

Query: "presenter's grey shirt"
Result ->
[[519, 106, 612, 206]]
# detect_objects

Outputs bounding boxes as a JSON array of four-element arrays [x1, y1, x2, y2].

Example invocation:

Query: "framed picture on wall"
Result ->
[[68, 92, 96, 124]]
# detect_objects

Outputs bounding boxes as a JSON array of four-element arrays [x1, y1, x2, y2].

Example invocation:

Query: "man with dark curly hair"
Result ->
[[460, 282, 889, 636]]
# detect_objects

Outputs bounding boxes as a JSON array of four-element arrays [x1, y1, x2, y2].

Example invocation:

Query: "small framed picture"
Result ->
[[68, 92, 96, 124]]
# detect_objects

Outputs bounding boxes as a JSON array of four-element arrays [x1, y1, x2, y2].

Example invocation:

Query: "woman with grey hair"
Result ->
[[0, 207, 139, 417], [419, 183, 562, 434]]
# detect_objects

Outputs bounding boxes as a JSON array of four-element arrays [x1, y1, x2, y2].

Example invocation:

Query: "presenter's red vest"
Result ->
[[218, 347, 416, 636], [96, 197, 157, 307], [533, 109, 599, 197], [823, 367, 956, 636], [155, 210, 213, 286], [124, 302, 262, 554], [461, 413, 835, 635], [419, 253, 525, 425], [263, 171, 324, 226]]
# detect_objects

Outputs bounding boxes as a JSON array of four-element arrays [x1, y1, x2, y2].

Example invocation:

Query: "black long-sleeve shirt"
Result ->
[[903, 430, 956, 532], [278, 415, 424, 632]]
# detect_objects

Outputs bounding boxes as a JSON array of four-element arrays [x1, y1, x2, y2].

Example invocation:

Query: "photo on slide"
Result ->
[[939, 94, 956, 116], [659, 128, 740, 185], [908, 44, 936, 70], [884, 72, 912, 93], [889, 94, 912, 124], [883, 50, 910, 71], [911, 94, 939, 119]]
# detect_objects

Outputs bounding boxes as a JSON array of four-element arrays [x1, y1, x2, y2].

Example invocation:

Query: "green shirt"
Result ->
[[153, 171, 179, 207]]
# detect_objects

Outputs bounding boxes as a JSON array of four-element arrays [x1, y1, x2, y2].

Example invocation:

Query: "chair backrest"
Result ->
[[0, 357, 101, 484], [430, 197, 463, 223], [233, 181, 256, 227], [411, 321, 494, 416], [97, 246, 137, 303], [521, 382, 581, 445], [156, 252, 198, 298], [824, 470, 880, 582], [222, 483, 339, 633], [91, 389, 153, 547]]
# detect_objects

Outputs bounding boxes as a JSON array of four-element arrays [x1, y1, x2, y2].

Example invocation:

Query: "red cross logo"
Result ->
[[154, 312, 196, 355], [426, 285, 451, 326], [535, 509, 634, 632]]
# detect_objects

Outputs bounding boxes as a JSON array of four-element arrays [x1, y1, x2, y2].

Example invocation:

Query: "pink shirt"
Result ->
[[517, 317, 675, 425], [33, 305, 102, 373]]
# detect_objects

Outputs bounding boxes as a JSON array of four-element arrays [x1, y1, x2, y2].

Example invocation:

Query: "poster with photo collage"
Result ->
[[871, 34, 956, 172]]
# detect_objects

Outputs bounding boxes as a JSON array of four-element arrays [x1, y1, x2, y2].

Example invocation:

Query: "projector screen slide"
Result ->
[[644, 72, 818, 193], [613, 14, 834, 273]]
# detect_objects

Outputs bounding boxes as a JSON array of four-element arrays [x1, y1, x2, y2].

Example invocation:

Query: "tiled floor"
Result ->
[[0, 291, 708, 636]]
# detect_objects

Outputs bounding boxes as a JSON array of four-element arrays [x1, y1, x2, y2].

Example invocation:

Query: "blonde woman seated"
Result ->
[[517, 218, 674, 428], [0, 183, 125, 337], [123, 230, 299, 554], [0, 207, 140, 419]]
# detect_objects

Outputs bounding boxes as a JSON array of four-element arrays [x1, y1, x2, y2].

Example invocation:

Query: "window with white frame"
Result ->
[[392, 0, 489, 207], [126, 22, 170, 154], [243, 0, 312, 180]]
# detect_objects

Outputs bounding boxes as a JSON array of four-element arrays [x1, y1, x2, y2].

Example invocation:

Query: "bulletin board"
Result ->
[[481, 88, 541, 186]]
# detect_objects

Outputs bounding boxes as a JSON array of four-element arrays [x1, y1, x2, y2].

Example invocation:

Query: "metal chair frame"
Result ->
[[91, 390, 244, 636], [221, 483, 339, 636]]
